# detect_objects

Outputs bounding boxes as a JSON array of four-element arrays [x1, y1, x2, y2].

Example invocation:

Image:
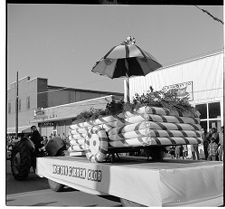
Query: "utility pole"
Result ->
[[223, 53, 225, 206], [15, 71, 18, 138]]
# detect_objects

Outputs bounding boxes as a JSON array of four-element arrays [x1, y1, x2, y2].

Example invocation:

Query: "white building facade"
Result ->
[[126, 51, 224, 132]]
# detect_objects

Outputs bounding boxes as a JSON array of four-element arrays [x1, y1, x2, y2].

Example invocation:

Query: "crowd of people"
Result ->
[[7, 125, 224, 162], [6, 127, 70, 154], [168, 126, 224, 161]]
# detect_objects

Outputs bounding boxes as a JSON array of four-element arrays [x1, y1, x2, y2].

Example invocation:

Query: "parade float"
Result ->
[[36, 89, 222, 206], [36, 37, 223, 206]]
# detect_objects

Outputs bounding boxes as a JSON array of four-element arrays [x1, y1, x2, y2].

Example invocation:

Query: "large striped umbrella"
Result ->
[[91, 36, 162, 102]]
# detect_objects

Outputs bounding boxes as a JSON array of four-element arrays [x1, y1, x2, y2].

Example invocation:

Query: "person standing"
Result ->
[[175, 145, 181, 159], [30, 125, 43, 154], [218, 126, 224, 161], [168, 146, 175, 159], [202, 129, 210, 160], [191, 144, 200, 160], [207, 137, 218, 161], [179, 145, 184, 159], [211, 127, 219, 145], [183, 145, 188, 159]]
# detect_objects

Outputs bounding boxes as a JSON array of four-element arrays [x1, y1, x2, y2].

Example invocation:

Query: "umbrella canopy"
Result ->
[[92, 36, 162, 101]]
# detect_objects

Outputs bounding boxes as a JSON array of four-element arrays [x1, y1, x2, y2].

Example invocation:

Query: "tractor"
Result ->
[[10, 133, 66, 181]]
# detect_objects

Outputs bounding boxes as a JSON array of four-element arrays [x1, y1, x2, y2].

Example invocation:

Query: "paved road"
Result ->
[[6, 160, 121, 206]]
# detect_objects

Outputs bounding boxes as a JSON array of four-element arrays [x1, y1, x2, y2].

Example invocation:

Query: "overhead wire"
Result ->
[[194, 5, 224, 25]]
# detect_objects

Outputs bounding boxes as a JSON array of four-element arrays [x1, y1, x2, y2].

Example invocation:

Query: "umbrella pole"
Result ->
[[125, 74, 130, 103]]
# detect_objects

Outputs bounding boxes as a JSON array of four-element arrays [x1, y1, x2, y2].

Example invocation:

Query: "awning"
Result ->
[[7, 125, 32, 134]]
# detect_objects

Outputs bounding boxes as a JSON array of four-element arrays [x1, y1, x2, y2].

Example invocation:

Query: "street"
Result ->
[[6, 159, 121, 206]]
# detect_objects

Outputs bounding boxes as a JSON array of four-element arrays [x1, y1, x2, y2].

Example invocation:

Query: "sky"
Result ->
[[7, 4, 223, 93]]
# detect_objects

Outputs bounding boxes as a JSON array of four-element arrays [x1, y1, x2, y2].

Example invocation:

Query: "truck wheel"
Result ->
[[48, 179, 64, 192], [120, 198, 146, 207], [11, 139, 33, 180]]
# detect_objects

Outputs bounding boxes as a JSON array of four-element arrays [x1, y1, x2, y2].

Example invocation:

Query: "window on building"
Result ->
[[18, 99, 21, 112], [8, 102, 11, 114], [195, 102, 221, 132], [195, 104, 207, 119], [200, 121, 207, 132], [208, 102, 220, 119], [26, 96, 30, 109]]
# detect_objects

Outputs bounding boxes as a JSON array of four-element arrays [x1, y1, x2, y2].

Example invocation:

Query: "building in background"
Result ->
[[32, 95, 121, 137], [7, 76, 123, 134], [128, 51, 223, 132]]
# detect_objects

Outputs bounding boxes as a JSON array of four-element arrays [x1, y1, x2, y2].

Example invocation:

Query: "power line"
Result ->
[[194, 5, 224, 25]]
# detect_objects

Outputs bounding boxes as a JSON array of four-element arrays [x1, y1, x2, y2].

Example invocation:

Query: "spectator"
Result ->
[[210, 127, 219, 144], [207, 136, 218, 161], [175, 146, 181, 159], [168, 146, 175, 159], [202, 129, 209, 160], [41, 136, 48, 146], [191, 144, 200, 160], [179, 145, 184, 159], [218, 126, 224, 161], [183, 145, 188, 159], [30, 125, 43, 154]]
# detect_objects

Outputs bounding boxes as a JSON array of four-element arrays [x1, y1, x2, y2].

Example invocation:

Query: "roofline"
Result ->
[[8, 76, 123, 95], [30, 77, 48, 82], [43, 94, 118, 110], [9, 76, 31, 85], [47, 85, 123, 95], [157, 50, 224, 72], [8, 76, 47, 88]]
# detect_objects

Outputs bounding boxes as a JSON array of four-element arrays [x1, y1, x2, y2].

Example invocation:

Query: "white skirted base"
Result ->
[[37, 156, 223, 207]]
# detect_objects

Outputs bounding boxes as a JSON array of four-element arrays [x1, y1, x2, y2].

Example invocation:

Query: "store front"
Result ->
[[38, 122, 55, 137], [128, 51, 223, 132]]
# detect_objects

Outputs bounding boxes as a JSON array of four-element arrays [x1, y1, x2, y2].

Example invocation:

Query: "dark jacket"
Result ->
[[30, 130, 43, 151]]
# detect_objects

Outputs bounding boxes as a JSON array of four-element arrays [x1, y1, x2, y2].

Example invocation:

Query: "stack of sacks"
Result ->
[[68, 115, 118, 157], [68, 105, 202, 158], [108, 106, 202, 148], [68, 127, 87, 157]]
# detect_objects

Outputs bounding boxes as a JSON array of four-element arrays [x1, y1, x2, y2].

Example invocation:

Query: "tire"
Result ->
[[56, 147, 66, 156], [45, 137, 65, 156], [48, 179, 64, 192], [11, 139, 34, 180], [120, 198, 146, 207]]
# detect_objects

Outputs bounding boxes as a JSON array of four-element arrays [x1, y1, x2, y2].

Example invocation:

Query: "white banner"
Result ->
[[162, 81, 193, 100], [37, 156, 223, 206]]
